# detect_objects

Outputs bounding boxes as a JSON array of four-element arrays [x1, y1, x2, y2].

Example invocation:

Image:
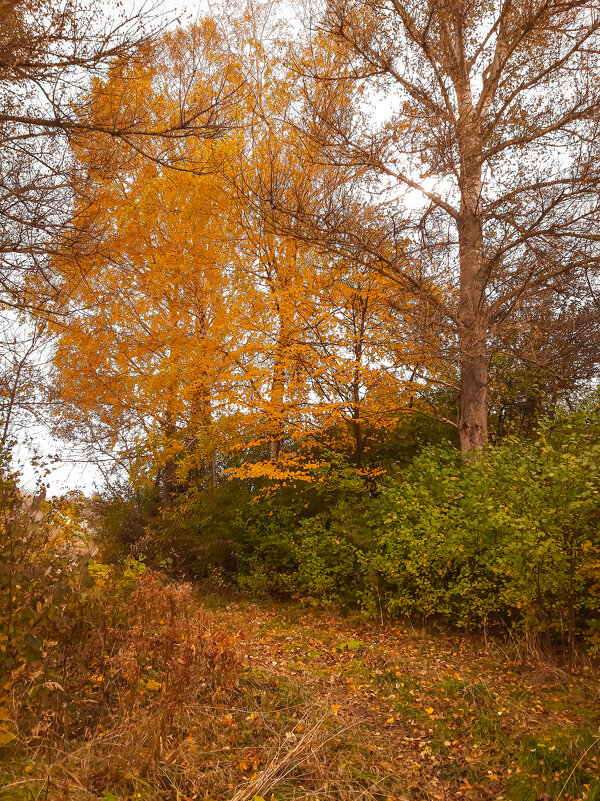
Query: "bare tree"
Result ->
[[284, 0, 600, 450], [0, 314, 49, 454], [489, 275, 600, 436]]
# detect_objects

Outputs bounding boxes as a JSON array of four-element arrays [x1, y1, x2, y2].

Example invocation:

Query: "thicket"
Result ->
[[103, 404, 600, 660], [0, 475, 238, 763]]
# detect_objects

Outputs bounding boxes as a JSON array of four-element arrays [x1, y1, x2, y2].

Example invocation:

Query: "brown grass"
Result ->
[[1, 595, 600, 801]]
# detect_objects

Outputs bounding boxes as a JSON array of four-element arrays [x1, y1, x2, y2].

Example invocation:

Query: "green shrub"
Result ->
[[369, 406, 600, 651], [235, 455, 374, 606], [108, 403, 600, 654], [148, 480, 253, 577], [231, 405, 600, 653], [97, 484, 158, 562]]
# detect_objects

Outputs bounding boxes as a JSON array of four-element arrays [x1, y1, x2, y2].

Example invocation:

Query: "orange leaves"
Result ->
[[229, 454, 321, 484], [48, 11, 434, 486]]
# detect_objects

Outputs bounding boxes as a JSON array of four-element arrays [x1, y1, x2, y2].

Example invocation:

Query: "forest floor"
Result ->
[[2, 598, 600, 801]]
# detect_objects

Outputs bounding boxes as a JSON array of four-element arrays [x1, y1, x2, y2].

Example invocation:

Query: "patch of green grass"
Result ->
[[428, 721, 457, 754], [341, 656, 371, 680], [507, 730, 600, 801], [504, 773, 537, 801], [437, 676, 494, 707], [391, 700, 421, 719], [373, 668, 419, 698], [471, 711, 508, 743], [585, 780, 600, 801]]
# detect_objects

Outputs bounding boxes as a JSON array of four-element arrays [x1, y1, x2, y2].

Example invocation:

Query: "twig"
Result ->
[[229, 706, 363, 801]]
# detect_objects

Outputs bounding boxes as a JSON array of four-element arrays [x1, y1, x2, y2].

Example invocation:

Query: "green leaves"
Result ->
[[231, 406, 600, 651], [338, 639, 364, 651]]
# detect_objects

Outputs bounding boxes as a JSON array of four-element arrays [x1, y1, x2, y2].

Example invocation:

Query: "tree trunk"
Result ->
[[160, 456, 177, 506], [458, 324, 488, 451], [351, 406, 363, 467], [269, 346, 286, 462], [457, 218, 489, 451], [350, 340, 364, 467], [457, 186, 489, 451], [456, 75, 489, 452], [268, 313, 291, 463]]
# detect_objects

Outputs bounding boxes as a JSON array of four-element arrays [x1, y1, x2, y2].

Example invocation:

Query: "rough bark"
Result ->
[[454, 22, 489, 451]]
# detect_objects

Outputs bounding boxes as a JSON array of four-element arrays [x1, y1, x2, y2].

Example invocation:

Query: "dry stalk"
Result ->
[[229, 705, 362, 801]]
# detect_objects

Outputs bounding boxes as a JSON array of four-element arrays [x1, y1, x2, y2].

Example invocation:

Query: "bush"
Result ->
[[235, 455, 374, 606], [231, 406, 600, 655], [0, 478, 94, 688], [41, 562, 240, 740], [96, 484, 158, 562], [0, 474, 239, 753], [370, 406, 600, 655]]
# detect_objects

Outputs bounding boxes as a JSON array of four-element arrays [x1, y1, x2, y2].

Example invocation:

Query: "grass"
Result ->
[[1, 596, 600, 801]]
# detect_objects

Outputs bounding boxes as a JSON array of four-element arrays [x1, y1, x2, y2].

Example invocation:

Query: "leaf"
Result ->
[[145, 679, 162, 691], [0, 725, 15, 746], [340, 639, 364, 651]]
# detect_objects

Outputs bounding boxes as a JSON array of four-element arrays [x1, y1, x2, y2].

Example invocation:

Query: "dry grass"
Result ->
[[1, 596, 600, 801]]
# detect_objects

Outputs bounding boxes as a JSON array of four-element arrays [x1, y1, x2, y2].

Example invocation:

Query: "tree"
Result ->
[[286, 0, 600, 450], [51, 145, 239, 498], [489, 275, 600, 436], [47, 10, 445, 492], [221, 5, 426, 470], [0, 0, 242, 312], [0, 314, 48, 455]]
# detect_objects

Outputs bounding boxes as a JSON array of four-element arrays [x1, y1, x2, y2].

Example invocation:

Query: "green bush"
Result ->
[[232, 406, 600, 653], [97, 484, 158, 562], [108, 403, 600, 654], [148, 481, 253, 578], [235, 455, 374, 606], [373, 406, 600, 650]]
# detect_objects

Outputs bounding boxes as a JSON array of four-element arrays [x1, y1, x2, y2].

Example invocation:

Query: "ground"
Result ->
[[1, 599, 600, 801]]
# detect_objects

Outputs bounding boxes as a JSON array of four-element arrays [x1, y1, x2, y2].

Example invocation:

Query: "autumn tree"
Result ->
[[49, 10, 436, 490], [50, 38, 243, 497], [221, 5, 425, 470], [0, 0, 243, 314], [290, 256, 420, 465], [47, 21, 298, 499], [282, 0, 600, 451]]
